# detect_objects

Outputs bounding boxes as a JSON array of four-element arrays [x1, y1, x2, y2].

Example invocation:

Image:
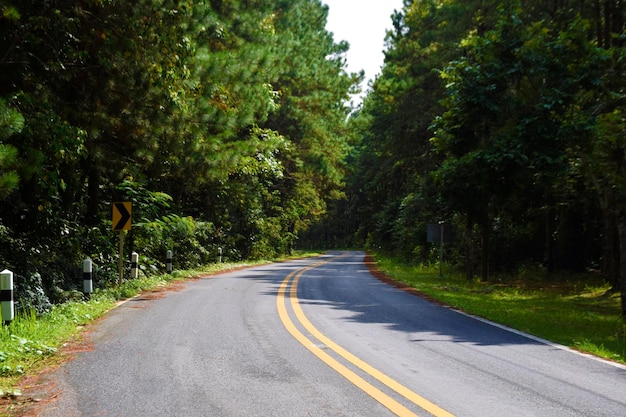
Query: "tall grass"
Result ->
[[1, 295, 115, 395]]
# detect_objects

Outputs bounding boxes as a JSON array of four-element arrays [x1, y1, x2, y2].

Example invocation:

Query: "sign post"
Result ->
[[427, 223, 454, 277], [113, 202, 132, 286], [439, 223, 444, 277], [117, 232, 124, 286]]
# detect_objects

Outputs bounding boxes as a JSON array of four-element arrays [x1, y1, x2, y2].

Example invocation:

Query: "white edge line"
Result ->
[[447, 306, 626, 370]]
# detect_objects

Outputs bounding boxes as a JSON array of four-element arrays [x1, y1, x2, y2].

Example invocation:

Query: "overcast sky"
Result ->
[[322, 0, 404, 100]]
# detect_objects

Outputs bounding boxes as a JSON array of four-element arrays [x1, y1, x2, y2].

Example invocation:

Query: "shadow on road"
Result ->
[[251, 251, 545, 348]]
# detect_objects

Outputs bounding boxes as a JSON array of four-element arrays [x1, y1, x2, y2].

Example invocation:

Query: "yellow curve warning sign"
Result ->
[[112, 202, 132, 231]]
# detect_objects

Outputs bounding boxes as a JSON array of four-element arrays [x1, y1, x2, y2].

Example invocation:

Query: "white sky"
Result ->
[[322, 0, 405, 101]]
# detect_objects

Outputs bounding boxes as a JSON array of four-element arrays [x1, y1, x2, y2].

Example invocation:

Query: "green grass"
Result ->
[[0, 294, 116, 404], [373, 253, 626, 364]]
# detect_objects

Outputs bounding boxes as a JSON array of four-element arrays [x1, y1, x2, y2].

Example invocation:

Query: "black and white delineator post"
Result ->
[[166, 250, 173, 274], [1, 269, 14, 325], [83, 258, 93, 296], [218, 247, 223, 263], [130, 252, 139, 279]]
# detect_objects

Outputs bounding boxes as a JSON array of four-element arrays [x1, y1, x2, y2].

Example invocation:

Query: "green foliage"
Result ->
[[0, 98, 22, 198], [261, 0, 360, 235], [0, 99, 23, 139], [345, 0, 624, 296], [432, 5, 600, 210], [135, 214, 216, 270], [344, 0, 486, 254], [0, 0, 357, 308], [592, 110, 626, 207], [0, 299, 112, 386], [14, 272, 52, 316]]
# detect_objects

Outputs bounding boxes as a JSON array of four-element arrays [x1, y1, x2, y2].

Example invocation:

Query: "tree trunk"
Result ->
[[611, 0, 624, 47], [480, 216, 490, 281], [594, 0, 604, 48], [545, 202, 556, 273], [465, 221, 475, 280], [602, 206, 621, 290], [587, 162, 621, 289], [617, 215, 626, 320], [86, 156, 100, 227]]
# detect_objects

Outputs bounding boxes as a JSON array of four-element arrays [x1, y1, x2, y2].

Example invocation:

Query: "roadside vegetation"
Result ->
[[372, 253, 626, 365]]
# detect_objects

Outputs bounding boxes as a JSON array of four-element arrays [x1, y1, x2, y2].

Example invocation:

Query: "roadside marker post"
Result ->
[[117, 231, 124, 286], [166, 250, 173, 274], [131, 252, 139, 279], [83, 258, 93, 297], [1, 269, 14, 325], [218, 247, 223, 263]]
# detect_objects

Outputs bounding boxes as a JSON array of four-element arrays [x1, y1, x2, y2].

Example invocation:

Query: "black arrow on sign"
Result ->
[[114, 202, 131, 230]]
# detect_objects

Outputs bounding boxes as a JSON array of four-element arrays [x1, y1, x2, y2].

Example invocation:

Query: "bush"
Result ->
[[14, 272, 52, 316], [133, 215, 218, 272]]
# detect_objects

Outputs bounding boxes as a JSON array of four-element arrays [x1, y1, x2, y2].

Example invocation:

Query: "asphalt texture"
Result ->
[[37, 251, 626, 416]]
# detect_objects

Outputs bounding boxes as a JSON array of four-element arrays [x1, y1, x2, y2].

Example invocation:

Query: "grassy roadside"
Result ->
[[369, 252, 626, 364], [0, 253, 320, 413]]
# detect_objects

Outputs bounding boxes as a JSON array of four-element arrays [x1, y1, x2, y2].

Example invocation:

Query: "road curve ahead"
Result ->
[[40, 251, 626, 417]]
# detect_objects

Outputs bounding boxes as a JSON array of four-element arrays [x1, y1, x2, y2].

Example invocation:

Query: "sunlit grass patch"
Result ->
[[371, 252, 625, 364], [0, 297, 115, 385]]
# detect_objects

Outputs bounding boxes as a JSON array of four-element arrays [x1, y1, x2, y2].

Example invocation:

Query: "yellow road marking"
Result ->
[[277, 255, 455, 417], [277, 266, 418, 416]]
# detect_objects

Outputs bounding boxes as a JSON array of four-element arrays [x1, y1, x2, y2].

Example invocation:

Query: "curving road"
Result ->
[[39, 251, 626, 416]]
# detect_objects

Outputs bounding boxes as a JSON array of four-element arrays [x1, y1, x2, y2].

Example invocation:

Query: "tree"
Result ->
[[431, 3, 603, 279], [0, 99, 22, 198], [0, 0, 358, 302], [347, 0, 488, 257], [261, 0, 360, 244]]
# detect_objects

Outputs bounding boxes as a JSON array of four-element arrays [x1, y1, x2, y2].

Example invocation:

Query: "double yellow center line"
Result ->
[[276, 255, 455, 417]]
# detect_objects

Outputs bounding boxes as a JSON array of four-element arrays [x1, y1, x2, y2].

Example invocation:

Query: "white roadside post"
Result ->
[[1, 269, 14, 325], [218, 247, 223, 263], [166, 250, 173, 274], [131, 252, 139, 279], [83, 258, 93, 297]]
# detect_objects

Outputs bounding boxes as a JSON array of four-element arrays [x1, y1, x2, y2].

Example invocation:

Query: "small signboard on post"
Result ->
[[112, 202, 132, 286], [427, 223, 455, 277], [426, 223, 454, 243]]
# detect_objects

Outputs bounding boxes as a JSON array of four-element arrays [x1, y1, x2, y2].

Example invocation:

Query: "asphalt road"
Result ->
[[39, 251, 626, 416]]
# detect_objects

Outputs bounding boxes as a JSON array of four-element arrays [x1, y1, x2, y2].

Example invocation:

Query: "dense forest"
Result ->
[[1, 0, 626, 319], [314, 0, 626, 317], [0, 0, 360, 311]]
